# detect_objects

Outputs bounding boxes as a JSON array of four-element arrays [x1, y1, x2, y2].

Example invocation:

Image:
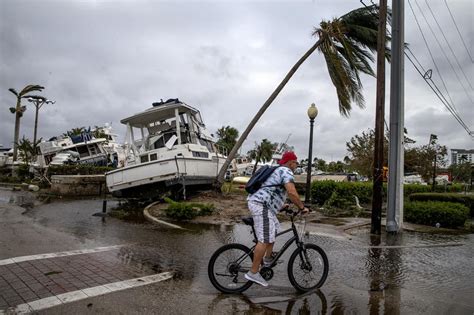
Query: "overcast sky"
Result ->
[[1, 0, 472, 163]]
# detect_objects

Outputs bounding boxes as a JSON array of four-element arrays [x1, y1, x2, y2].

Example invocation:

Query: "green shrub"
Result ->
[[311, 180, 337, 205], [409, 193, 474, 217], [433, 183, 464, 193], [324, 191, 353, 209], [336, 182, 373, 204], [403, 184, 432, 196], [404, 201, 469, 228], [163, 198, 215, 221], [311, 181, 462, 207], [312, 181, 374, 206]]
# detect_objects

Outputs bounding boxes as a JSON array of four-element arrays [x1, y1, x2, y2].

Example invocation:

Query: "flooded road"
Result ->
[[1, 188, 473, 314]]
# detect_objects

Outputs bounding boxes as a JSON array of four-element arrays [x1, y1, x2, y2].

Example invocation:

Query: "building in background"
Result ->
[[450, 149, 474, 165]]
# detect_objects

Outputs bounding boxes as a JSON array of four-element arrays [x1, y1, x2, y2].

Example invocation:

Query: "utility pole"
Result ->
[[387, 0, 405, 233], [371, 0, 388, 235]]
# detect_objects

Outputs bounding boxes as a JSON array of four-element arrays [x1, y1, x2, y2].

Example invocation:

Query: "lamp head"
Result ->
[[307, 103, 318, 120]]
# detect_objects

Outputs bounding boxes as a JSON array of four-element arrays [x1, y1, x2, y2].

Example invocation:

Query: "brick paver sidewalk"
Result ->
[[0, 247, 155, 309]]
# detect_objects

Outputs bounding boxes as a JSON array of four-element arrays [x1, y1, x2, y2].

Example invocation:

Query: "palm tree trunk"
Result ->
[[215, 39, 323, 188], [12, 99, 21, 162]]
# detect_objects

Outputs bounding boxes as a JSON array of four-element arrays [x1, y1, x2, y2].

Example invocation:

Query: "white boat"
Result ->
[[105, 98, 227, 198], [37, 136, 109, 167], [35, 124, 126, 168]]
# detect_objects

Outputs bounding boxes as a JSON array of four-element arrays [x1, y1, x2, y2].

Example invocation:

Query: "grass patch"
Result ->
[[163, 197, 215, 221]]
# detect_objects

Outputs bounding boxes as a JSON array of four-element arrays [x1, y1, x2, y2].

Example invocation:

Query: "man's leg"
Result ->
[[250, 242, 268, 273], [265, 243, 274, 259], [264, 214, 279, 259]]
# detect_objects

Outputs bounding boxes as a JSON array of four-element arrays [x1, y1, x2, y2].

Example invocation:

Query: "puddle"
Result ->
[[108, 200, 148, 223]]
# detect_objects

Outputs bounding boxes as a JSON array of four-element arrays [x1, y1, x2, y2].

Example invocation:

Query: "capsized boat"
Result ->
[[105, 98, 227, 198]]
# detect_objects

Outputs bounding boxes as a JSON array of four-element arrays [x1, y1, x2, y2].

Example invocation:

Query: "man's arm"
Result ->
[[284, 182, 308, 213]]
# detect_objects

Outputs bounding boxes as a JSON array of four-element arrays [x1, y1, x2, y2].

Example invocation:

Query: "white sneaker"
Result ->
[[244, 271, 269, 287]]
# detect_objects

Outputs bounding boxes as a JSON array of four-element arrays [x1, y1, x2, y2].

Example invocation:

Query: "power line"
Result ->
[[443, 0, 474, 63], [411, 0, 474, 105], [407, 0, 457, 108], [409, 0, 474, 130], [405, 52, 471, 135], [359, 0, 473, 137], [424, 0, 473, 91], [405, 48, 472, 136]]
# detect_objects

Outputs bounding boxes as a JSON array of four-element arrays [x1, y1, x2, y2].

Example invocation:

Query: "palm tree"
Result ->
[[248, 139, 274, 175], [215, 126, 239, 155], [8, 85, 45, 161], [63, 127, 86, 137], [215, 5, 389, 187], [15, 136, 41, 168]]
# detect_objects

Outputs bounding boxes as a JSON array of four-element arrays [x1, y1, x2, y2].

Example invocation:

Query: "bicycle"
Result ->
[[208, 206, 329, 293]]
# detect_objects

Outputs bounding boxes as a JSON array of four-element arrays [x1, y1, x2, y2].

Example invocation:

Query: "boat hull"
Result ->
[[106, 156, 226, 198]]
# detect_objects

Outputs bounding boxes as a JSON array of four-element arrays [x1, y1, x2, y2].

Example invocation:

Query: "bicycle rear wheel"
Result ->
[[208, 243, 254, 293], [288, 243, 329, 292]]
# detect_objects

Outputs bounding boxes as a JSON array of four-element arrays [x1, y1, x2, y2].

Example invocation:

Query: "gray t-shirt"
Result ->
[[247, 166, 295, 214]]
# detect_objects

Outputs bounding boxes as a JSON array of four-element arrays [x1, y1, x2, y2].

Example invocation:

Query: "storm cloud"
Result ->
[[1, 0, 472, 162]]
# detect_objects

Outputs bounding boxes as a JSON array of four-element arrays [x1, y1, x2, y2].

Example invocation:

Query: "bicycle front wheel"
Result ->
[[208, 243, 254, 293], [288, 243, 329, 292]]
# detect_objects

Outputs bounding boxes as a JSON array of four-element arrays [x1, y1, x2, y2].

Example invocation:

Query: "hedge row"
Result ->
[[404, 201, 469, 228], [310, 181, 464, 206], [409, 193, 474, 217]]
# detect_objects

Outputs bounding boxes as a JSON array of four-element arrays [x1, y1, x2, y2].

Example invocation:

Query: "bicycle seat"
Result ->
[[242, 216, 254, 226]]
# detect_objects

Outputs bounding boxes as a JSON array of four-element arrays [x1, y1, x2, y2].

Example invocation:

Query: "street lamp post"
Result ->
[[28, 96, 55, 146], [305, 103, 318, 204], [429, 134, 438, 191]]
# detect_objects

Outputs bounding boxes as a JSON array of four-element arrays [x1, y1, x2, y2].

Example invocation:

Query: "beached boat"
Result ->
[[105, 98, 227, 198], [35, 124, 126, 168], [37, 134, 108, 167]]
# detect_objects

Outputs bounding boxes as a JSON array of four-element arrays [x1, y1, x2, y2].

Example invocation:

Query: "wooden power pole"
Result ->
[[371, 0, 388, 235]]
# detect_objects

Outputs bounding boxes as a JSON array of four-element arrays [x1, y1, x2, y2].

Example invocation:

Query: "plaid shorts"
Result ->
[[248, 201, 280, 243]]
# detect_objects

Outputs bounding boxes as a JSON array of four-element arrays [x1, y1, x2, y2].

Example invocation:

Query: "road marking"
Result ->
[[1, 272, 173, 314], [0, 245, 127, 266]]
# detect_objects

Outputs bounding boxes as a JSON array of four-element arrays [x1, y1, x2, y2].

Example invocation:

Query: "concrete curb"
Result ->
[[143, 201, 186, 230]]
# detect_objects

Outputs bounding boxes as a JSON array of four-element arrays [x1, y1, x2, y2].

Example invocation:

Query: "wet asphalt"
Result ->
[[0, 187, 473, 314]]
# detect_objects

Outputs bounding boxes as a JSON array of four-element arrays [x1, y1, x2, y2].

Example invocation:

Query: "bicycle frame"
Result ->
[[247, 214, 305, 268]]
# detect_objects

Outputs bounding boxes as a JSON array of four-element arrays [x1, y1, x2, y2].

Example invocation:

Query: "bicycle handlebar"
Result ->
[[281, 204, 312, 216]]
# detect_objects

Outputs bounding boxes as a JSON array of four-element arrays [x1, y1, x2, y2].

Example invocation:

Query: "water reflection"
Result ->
[[367, 234, 403, 315], [207, 290, 328, 314]]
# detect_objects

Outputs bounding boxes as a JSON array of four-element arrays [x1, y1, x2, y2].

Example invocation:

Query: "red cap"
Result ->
[[278, 151, 298, 165]]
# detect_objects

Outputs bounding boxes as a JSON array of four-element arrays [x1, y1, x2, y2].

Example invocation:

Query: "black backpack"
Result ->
[[245, 165, 282, 194]]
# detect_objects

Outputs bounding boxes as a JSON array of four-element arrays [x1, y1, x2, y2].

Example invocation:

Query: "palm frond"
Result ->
[[313, 4, 390, 115], [320, 41, 364, 116], [8, 88, 18, 96], [19, 85, 44, 97]]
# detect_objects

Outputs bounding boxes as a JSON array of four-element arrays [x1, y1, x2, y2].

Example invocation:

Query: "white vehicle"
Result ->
[[105, 98, 227, 198]]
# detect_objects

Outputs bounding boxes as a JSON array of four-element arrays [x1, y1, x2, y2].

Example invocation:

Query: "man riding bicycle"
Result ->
[[245, 151, 309, 287]]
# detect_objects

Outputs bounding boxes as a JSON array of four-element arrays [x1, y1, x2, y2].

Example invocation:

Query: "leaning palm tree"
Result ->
[[216, 5, 389, 187], [8, 85, 45, 161]]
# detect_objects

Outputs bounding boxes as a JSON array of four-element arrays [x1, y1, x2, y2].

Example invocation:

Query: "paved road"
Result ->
[[1, 188, 473, 314]]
